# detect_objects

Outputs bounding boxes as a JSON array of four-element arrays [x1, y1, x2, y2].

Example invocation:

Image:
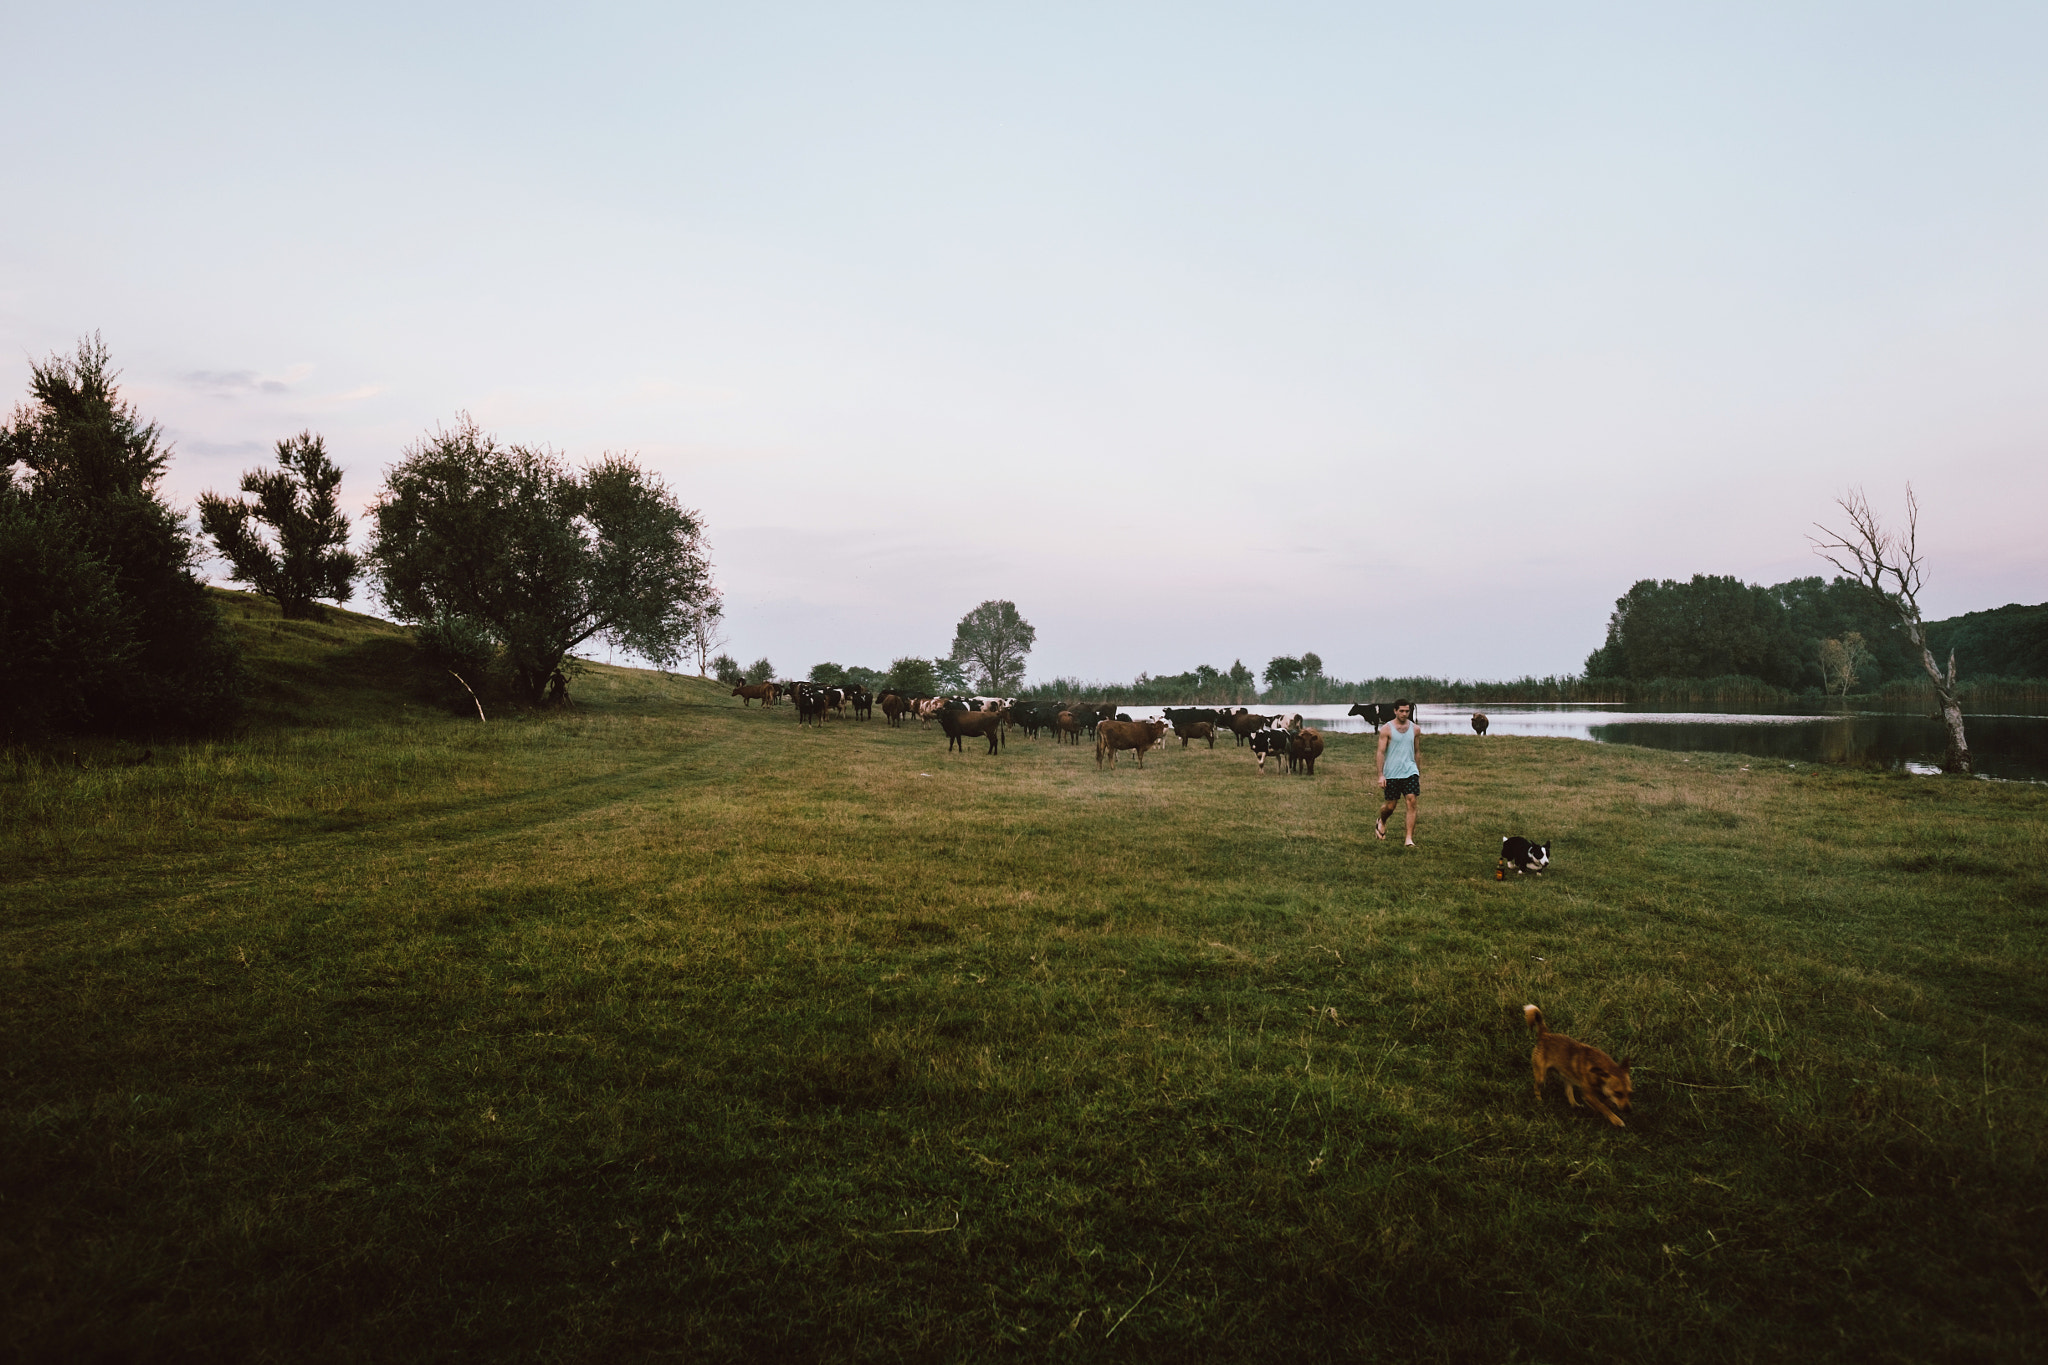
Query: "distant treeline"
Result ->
[[1583, 573, 2048, 691], [742, 577, 2048, 717]]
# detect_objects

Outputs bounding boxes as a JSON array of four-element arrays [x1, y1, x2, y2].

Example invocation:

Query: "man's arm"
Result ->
[[1412, 727, 1421, 771], [1375, 725, 1389, 783]]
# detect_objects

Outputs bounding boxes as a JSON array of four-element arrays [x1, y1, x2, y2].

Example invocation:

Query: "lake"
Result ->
[[1109, 702, 2048, 783]]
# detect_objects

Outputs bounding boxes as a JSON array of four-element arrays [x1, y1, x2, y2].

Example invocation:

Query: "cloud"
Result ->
[[177, 437, 268, 457], [181, 363, 314, 397]]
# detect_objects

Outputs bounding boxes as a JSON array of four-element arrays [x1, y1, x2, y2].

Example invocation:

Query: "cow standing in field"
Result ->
[[1225, 710, 1280, 747], [1348, 702, 1396, 730], [1472, 712, 1489, 735], [938, 707, 1007, 755], [792, 684, 830, 727], [1289, 728, 1325, 775], [879, 693, 910, 727], [1176, 721, 1217, 749], [1096, 718, 1169, 769], [1053, 711, 1083, 745], [731, 682, 778, 707], [1249, 728, 1290, 773]]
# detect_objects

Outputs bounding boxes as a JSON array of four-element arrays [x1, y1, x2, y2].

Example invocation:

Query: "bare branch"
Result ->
[[1812, 483, 1967, 772]]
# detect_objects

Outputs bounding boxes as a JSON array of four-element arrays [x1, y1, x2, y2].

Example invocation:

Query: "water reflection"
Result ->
[[1106, 702, 2048, 782]]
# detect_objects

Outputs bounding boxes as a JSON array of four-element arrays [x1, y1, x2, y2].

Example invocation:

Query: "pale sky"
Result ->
[[5, 3, 2044, 683]]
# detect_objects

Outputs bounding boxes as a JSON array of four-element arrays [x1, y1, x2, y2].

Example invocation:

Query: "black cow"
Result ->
[[1472, 712, 1489, 735], [1348, 702, 1397, 730], [1162, 706, 1230, 732], [792, 684, 830, 727], [1008, 702, 1051, 739]]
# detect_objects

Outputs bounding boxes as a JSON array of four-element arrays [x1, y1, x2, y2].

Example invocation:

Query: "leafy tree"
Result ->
[[1263, 655, 1305, 688], [743, 657, 775, 685], [884, 656, 940, 696], [842, 665, 886, 690], [197, 431, 357, 620], [0, 482, 132, 737], [713, 654, 745, 686], [369, 417, 712, 704], [809, 661, 848, 687], [1588, 575, 1802, 685], [932, 653, 972, 693], [1817, 632, 1874, 707], [1924, 601, 2048, 680], [1301, 652, 1324, 675], [1227, 659, 1255, 700], [0, 335, 242, 736], [950, 600, 1035, 692]]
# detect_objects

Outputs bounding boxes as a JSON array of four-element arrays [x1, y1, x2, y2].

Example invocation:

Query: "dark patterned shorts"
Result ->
[[1382, 775, 1420, 799]]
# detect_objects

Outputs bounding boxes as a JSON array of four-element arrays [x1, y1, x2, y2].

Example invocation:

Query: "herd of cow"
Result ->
[[727, 682, 1480, 775]]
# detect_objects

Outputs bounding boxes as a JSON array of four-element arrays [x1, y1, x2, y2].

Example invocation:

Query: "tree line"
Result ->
[[2, 337, 718, 740], [714, 600, 1039, 701], [1582, 572, 2046, 696]]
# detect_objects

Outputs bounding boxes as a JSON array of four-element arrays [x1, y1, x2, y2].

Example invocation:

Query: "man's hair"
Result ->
[[1393, 697, 1412, 712]]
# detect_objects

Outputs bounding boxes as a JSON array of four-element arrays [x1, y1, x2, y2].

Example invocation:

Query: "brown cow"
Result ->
[[1176, 720, 1217, 749], [731, 682, 778, 707], [1225, 709, 1280, 746], [938, 707, 1007, 755], [879, 693, 910, 727], [1053, 711, 1083, 745], [1289, 728, 1325, 775], [1472, 712, 1490, 735], [1096, 718, 1169, 769]]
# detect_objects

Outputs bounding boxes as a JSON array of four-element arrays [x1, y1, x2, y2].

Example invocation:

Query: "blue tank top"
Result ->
[[1383, 722, 1418, 779]]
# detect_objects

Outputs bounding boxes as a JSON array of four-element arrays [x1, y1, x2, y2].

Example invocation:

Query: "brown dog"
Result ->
[[1525, 1004, 1633, 1128]]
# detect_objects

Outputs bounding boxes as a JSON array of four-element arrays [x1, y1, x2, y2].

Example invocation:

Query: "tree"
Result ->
[[932, 653, 972, 694], [809, 661, 848, 687], [1227, 659, 1255, 702], [713, 654, 745, 686], [1817, 632, 1873, 709], [884, 656, 940, 697], [683, 591, 727, 677], [0, 335, 242, 736], [198, 431, 358, 620], [1263, 655, 1305, 689], [743, 657, 775, 685], [1586, 575, 1802, 685], [0, 481, 133, 737], [369, 417, 712, 704], [950, 600, 1035, 693], [1813, 486, 1970, 772]]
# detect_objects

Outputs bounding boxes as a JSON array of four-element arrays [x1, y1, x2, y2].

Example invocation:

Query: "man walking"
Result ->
[[1375, 699, 1422, 846]]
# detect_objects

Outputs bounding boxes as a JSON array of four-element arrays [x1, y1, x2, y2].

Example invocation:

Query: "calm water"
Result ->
[[1114, 702, 2048, 782]]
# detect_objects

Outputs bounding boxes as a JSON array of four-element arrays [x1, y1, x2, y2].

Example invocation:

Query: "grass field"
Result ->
[[4, 593, 2045, 1361]]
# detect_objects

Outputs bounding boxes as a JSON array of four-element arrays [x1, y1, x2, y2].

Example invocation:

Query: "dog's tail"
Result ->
[[1523, 1004, 1547, 1035]]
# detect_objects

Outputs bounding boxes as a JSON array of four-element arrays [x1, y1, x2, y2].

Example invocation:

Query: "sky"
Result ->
[[4, 2, 2044, 684]]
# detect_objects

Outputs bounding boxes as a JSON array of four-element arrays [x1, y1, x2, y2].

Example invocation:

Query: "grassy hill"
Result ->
[[3, 594, 2044, 1361]]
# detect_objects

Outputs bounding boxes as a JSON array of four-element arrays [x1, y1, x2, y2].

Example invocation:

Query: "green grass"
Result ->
[[4, 592, 2045, 1361]]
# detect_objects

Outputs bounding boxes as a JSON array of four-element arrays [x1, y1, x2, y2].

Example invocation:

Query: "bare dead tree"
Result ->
[[1811, 486, 1969, 772]]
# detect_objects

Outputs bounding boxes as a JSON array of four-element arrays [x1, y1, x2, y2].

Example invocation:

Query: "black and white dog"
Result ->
[[1498, 836, 1551, 878]]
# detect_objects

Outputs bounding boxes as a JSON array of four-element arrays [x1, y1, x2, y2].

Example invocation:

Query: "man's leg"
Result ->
[[1403, 792, 1418, 844], [1376, 796, 1396, 838]]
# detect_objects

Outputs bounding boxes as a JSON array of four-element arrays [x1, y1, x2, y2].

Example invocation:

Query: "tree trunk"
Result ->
[[1902, 619, 1971, 774]]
